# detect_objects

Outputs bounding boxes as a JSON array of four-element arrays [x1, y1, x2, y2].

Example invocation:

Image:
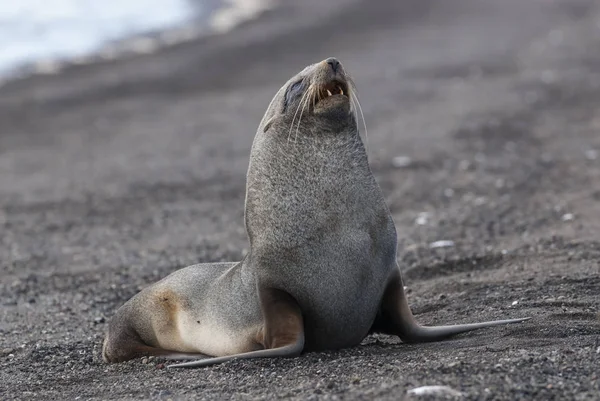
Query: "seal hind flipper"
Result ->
[[372, 267, 530, 342], [168, 287, 304, 368]]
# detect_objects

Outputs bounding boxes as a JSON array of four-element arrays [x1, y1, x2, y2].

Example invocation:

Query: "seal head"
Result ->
[[259, 57, 356, 136]]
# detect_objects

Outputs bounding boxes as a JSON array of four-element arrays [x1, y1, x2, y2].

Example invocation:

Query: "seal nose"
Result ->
[[326, 57, 340, 73]]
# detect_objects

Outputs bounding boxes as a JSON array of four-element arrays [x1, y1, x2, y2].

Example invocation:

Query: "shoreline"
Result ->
[[0, 0, 275, 85]]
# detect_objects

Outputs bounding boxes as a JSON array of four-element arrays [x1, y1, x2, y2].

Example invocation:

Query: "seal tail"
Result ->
[[376, 268, 530, 343]]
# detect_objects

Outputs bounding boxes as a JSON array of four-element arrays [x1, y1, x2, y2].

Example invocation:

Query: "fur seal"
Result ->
[[102, 57, 529, 368]]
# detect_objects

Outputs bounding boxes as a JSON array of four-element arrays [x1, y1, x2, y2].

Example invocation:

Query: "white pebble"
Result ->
[[561, 213, 574, 221], [407, 385, 462, 397], [415, 213, 429, 226], [429, 240, 455, 249], [511, 300, 519, 306]]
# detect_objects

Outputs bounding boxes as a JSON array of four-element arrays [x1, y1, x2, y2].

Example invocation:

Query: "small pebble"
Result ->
[[474, 196, 487, 206], [415, 213, 429, 226], [430, 240, 455, 249], [407, 385, 462, 398], [511, 300, 519, 306], [94, 317, 105, 324], [392, 156, 412, 168], [561, 213, 574, 221]]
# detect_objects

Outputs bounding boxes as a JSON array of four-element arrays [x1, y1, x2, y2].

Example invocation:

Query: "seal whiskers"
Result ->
[[294, 85, 313, 143], [348, 80, 369, 150]]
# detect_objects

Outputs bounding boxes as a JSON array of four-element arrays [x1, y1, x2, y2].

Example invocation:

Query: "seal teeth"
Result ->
[[339, 87, 344, 96], [327, 89, 333, 97]]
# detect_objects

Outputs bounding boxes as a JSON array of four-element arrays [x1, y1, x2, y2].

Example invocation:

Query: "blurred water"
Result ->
[[0, 0, 200, 76]]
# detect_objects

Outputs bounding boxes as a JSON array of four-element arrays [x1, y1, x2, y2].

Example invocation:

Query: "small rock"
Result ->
[[561, 213, 574, 221], [407, 385, 462, 398], [142, 358, 149, 364], [511, 300, 519, 306], [415, 213, 429, 226], [430, 240, 455, 249], [1, 348, 14, 356], [93, 317, 105, 324], [156, 363, 165, 369], [474, 196, 487, 206], [392, 156, 412, 168], [444, 188, 455, 198]]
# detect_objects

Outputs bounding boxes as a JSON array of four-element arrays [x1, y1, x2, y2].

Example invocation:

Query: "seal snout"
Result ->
[[312, 58, 350, 109], [325, 57, 340, 73]]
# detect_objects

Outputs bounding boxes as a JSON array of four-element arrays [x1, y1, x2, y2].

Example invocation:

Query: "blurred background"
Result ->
[[1, 0, 599, 399]]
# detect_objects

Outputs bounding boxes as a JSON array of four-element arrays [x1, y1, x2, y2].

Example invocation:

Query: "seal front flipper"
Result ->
[[168, 287, 304, 368], [102, 327, 210, 363], [371, 267, 530, 342]]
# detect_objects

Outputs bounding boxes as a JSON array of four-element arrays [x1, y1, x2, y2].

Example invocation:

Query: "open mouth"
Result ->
[[315, 80, 349, 104]]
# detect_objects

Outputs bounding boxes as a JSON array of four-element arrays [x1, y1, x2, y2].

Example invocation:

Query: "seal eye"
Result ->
[[290, 80, 303, 92], [285, 79, 304, 108]]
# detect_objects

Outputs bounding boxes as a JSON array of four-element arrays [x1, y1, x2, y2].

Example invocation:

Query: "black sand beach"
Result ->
[[1, 0, 599, 399]]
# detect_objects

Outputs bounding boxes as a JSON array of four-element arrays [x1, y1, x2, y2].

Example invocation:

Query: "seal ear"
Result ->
[[263, 116, 276, 133]]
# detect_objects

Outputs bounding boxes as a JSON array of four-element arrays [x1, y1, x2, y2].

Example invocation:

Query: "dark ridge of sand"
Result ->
[[1, 0, 599, 399]]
